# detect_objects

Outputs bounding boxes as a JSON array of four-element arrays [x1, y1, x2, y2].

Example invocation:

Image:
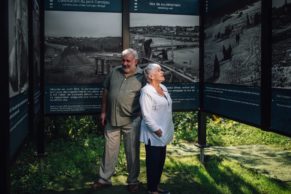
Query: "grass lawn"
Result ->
[[11, 138, 291, 194], [11, 115, 291, 194]]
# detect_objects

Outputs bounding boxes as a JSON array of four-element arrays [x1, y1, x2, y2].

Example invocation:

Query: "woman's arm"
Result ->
[[140, 91, 161, 134]]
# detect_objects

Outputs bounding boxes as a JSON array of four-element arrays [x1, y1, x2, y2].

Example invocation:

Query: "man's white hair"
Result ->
[[122, 48, 138, 59]]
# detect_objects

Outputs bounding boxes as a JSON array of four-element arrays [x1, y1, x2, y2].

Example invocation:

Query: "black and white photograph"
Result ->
[[130, 13, 199, 83], [204, 0, 261, 86], [272, 0, 291, 88], [44, 11, 122, 84], [9, 0, 29, 98]]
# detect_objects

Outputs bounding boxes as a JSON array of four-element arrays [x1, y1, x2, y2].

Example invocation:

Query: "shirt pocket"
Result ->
[[151, 102, 161, 111], [152, 104, 158, 111]]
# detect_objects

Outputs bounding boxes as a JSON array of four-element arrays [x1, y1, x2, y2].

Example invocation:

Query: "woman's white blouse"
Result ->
[[139, 83, 174, 146]]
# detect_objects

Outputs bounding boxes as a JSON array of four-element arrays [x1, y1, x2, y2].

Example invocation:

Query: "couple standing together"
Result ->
[[92, 48, 174, 194]]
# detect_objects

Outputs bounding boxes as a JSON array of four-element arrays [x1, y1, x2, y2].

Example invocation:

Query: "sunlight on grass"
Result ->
[[11, 137, 291, 194], [10, 114, 291, 194]]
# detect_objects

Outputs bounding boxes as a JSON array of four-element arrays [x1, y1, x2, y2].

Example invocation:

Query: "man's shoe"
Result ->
[[91, 181, 112, 190], [127, 183, 139, 193]]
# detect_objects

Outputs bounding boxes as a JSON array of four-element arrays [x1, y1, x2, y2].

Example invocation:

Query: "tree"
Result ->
[[222, 45, 227, 60], [227, 44, 232, 59], [213, 54, 220, 79]]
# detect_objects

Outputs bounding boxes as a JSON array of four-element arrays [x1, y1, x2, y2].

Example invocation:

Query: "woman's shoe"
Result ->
[[127, 183, 139, 193], [157, 188, 170, 194], [148, 192, 159, 194]]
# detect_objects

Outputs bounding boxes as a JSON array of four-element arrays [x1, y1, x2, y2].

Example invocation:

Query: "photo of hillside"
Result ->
[[272, 0, 291, 88], [204, 0, 261, 86]]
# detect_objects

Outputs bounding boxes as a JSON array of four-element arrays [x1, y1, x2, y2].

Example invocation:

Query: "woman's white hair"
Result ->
[[144, 63, 161, 82]]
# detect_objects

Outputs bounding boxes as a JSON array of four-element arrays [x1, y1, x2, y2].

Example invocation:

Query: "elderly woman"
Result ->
[[140, 63, 174, 194]]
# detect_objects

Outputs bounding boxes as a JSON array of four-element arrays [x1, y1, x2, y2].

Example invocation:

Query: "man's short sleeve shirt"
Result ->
[[103, 66, 144, 127]]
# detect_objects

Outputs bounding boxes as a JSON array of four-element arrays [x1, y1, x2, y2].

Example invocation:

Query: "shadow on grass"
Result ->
[[206, 145, 291, 182], [36, 154, 290, 194], [13, 143, 291, 194], [42, 184, 148, 194], [163, 155, 220, 194], [203, 155, 260, 194]]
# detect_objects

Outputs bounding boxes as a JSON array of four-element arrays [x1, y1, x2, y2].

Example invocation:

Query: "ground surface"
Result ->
[[168, 143, 291, 182]]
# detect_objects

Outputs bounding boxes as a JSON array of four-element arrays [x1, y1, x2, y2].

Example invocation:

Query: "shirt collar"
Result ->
[[117, 65, 143, 75]]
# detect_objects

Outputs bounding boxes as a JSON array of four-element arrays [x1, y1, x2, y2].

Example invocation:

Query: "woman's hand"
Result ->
[[154, 129, 163, 137]]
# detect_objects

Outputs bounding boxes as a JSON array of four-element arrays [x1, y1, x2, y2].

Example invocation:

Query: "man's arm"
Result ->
[[100, 89, 108, 127]]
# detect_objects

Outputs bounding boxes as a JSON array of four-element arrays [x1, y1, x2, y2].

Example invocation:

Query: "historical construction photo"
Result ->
[[9, 0, 29, 98], [204, 0, 261, 86], [45, 11, 122, 84], [272, 0, 291, 88], [130, 13, 199, 83]]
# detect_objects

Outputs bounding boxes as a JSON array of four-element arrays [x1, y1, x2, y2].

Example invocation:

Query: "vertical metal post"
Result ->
[[122, 0, 129, 49], [198, 111, 207, 163], [0, 107, 10, 194], [1, 0, 10, 193], [101, 59, 105, 75], [94, 58, 98, 75], [37, 0, 45, 156], [200, 147, 205, 163], [260, 0, 272, 131], [198, 0, 207, 164]]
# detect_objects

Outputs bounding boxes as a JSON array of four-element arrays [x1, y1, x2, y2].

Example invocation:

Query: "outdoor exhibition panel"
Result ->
[[9, 0, 30, 159], [129, 0, 200, 110], [203, 0, 262, 126], [32, 0, 41, 117], [271, 0, 291, 135], [1, 0, 10, 193], [44, 0, 122, 114]]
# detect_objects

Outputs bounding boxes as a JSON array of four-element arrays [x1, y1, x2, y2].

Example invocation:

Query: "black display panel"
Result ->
[[9, 0, 29, 158], [129, 0, 200, 110], [44, 0, 122, 114], [204, 0, 262, 125], [271, 0, 291, 135]]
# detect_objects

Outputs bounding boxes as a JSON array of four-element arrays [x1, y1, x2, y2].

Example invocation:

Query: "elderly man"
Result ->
[[92, 48, 144, 193]]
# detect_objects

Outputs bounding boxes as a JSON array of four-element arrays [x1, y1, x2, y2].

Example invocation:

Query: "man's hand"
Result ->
[[100, 89, 108, 127], [100, 112, 106, 127]]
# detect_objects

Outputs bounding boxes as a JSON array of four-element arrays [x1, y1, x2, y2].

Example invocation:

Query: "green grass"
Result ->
[[206, 119, 291, 149], [10, 114, 291, 194], [11, 136, 291, 194]]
